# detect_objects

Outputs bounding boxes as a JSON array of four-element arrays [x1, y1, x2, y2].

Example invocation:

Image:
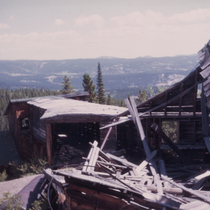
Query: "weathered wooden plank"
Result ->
[[82, 141, 98, 173], [135, 150, 157, 174], [200, 65, 210, 79], [180, 200, 210, 210], [100, 126, 113, 151], [162, 175, 210, 204], [128, 96, 163, 195]]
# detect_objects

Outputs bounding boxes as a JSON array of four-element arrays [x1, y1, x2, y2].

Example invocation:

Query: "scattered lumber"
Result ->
[[43, 139, 210, 209]]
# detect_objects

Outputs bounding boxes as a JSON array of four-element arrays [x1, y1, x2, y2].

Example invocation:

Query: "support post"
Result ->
[[46, 123, 53, 165]]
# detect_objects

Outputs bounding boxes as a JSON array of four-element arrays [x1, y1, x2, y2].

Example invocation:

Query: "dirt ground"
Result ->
[[0, 174, 41, 199]]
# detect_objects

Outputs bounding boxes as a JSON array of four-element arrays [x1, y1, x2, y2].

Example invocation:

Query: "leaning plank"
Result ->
[[82, 141, 98, 173], [135, 150, 157, 174], [204, 137, 210, 153], [87, 147, 99, 173], [151, 123, 189, 164], [192, 170, 210, 190], [128, 96, 163, 195], [100, 126, 113, 150], [162, 175, 210, 204]]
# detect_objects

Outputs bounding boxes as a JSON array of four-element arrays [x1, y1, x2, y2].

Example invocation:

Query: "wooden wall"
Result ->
[[29, 105, 46, 143], [7, 102, 47, 161]]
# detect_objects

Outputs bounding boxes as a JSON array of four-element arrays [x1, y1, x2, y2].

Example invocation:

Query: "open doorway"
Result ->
[[52, 122, 100, 166]]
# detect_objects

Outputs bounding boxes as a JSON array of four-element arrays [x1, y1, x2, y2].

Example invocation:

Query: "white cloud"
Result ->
[[0, 23, 9, 29], [75, 15, 106, 28], [1, 9, 210, 59], [55, 19, 65, 25]]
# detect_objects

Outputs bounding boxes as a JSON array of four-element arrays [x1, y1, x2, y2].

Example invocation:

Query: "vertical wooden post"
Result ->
[[46, 123, 53, 165]]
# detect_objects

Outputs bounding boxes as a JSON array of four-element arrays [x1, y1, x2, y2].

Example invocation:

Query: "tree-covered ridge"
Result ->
[[0, 88, 59, 131]]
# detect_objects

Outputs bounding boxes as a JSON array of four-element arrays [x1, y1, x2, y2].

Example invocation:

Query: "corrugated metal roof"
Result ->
[[27, 97, 127, 120]]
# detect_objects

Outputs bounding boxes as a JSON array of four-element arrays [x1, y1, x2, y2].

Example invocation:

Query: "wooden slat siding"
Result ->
[[204, 81, 210, 92], [201, 85, 210, 136], [193, 71, 198, 116], [201, 57, 210, 70], [46, 123, 53, 165], [200, 65, 210, 78], [203, 76, 210, 86]]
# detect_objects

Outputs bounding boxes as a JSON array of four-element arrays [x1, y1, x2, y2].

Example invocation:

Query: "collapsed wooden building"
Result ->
[[40, 40, 210, 209], [4, 40, 210, 209]]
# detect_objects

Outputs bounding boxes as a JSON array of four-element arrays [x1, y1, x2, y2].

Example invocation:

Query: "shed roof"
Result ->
[[27, 97, 127, 122], [4, 91, 89, 115]]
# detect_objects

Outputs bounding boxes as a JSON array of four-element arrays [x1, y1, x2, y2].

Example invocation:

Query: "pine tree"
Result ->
[[107, 94, 112, 105], [60, 75, 74, 94], [96, 63, 106, 104], [82, 73, 96, 102]]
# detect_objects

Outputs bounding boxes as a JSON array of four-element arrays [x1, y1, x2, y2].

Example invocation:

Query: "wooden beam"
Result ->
[[162, 175, 210, 204], [179, 83, 183, 116], [151, 123, 189, 164], [127, 96, 163, 195], [46, 123, 53, 165], [100, 83, 198, 130]]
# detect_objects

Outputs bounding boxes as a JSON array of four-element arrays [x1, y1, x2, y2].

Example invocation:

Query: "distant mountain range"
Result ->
[[0, 55, 199, 99]]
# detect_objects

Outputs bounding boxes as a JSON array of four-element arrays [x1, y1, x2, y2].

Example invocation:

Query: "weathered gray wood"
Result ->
[[100, 83, 198, 130], [106, 153, 137, 168], [88, 147, 99, 173], [162, 175, 210, 204], [192, 170, 210, 190], [180, 200, 210, 210], [100, 126, 113, 151], [135, 150, 157, 173], [82, 141, 98, 173], [128, 96, 163, 195]]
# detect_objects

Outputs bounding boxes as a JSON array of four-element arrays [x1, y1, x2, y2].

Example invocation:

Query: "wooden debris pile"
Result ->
[[45, 139, 210, 209]]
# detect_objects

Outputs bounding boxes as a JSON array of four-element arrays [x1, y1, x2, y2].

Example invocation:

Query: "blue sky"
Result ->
[[1, 0, 210, 60]]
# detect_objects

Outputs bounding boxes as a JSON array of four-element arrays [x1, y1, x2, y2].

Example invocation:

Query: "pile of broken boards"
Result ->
[[44, 140, 210, 210]]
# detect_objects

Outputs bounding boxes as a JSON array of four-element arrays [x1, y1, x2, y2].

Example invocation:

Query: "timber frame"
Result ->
[[100, 40, 210, 165]]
